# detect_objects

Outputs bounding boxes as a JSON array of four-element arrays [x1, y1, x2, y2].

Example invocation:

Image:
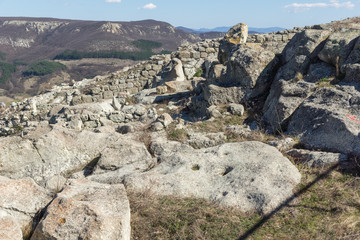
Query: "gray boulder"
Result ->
[[0, 177, 51, 239], [287, 149, 348, 167], [0, 126, 121, 186], [124, 141, 301, 214], [263, 80, 316, 130], [318, 30, 360, 67], [31, 179, 130, 240], [225, 44, 279, 99], [288, 86, 360, 156]]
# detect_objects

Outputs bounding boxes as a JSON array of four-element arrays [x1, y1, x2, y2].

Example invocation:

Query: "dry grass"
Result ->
[[128, 165, 360, 240]]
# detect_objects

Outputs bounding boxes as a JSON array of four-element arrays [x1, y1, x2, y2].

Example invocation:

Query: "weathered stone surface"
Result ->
[[31, 179, 131, 240], [318, 30, 360, 67], [268, 137, 295, 151], [0, 212, 23, 240], [225, 44, 279, 99], [263, 80, 316, 130], [287, 149, 348, 167], [0, 177, 51, 238], [228, 103, 245, 116], [186, 131, 226, 149], [109, 111, 125, 123], [0, 126, 121, 186], [124, 141, 301, 214], [203, 84, 245, 105], [276, 30, 330, 81], [288, 87, 360, 156], [224, 23, 248, 45]]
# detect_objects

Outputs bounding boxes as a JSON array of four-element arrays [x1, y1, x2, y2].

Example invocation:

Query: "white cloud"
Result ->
[[142, 3, 157, 10], [105, 0, 122, 3], [285, 0, 355, 12]]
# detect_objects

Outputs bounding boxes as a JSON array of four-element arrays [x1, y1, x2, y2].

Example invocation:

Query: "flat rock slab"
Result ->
[[0, 177, 51, 239], [31, 179, 131, 240], [287, 149, 348, 167], [124, 141, 301, 214]]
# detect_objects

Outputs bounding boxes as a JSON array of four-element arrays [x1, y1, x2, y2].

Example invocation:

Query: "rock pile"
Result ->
[[0, 17, 359, 239]]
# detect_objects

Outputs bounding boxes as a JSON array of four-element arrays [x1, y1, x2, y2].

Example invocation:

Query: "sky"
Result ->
[[0, 0, 359, 29]]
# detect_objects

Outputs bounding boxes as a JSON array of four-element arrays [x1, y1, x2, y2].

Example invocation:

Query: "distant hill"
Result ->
[[177, 26, 286, 34], [0, 17, 204, 95]]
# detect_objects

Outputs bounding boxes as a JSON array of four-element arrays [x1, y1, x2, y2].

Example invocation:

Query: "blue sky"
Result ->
[[0, 0, 359, 29]]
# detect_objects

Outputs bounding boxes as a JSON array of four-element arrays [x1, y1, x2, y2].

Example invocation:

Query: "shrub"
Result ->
[[194, 68, 203, 77], [0, 62, 16, 84], [23, 60, 66, 76]]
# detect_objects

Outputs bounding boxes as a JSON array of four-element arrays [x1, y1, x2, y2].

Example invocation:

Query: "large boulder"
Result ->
[[31, 179, 131, 240], [263, 80, 317, 131], [87, 137, 156, 184], [0, 177, 51, 239], [224, 44, 280, 100], [224, 23, 248, 45], [288, 86, 360, 156], [263, 29, 332, 130], [124, 141, 301, 214], [0, 125, 121, 186], [318, 30, 360, 67]]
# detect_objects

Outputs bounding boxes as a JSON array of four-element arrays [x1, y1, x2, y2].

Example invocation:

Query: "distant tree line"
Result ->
[[0, 62, 16, 84], [54, 39, 170, 61], [23, 61, 66, 77]]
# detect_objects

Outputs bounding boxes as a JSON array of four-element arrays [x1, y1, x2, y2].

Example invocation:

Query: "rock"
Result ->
[[112, 96, 122, 111], [276, 29, 330, 81], [263, 80, 316, 131], [288, 87, 360, 156], [224, 23, 248, 45], [157, 113, 173, 127], [116, 125, 134, 134], [186, 131, 226, 149], [318, 30, 360, 67], [88, 138, 156, 184], [224, 44, 279, 99], [228, 103, 245, 116], [225, 125, 253, 138], [124, 141, 301, 214], [287, 149, 348, 167], [173, 58, 185, 81], [268, 137, 295, 151], [45, 175, 67, 193], [156, 86, 168, 94], [109, 111, 125, 123], [0, 212, 23, 240], [0, 177, 51, 238], [0, 126, 121, 186], [151, 121, 165, 131], [203, 84, 245, 105], [207, 105, 222, 118], [68, 118, 83, 130], [31, 179, 131, 240]]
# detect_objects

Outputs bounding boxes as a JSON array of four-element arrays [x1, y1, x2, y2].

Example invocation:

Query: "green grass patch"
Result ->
[[23, 60, 66, 77], [194, 68, 203, 77]]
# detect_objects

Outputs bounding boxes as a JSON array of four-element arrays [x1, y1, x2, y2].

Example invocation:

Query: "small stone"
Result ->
[[228, 103, 245, 116], [151, 122, 164, 131], [116, 125, 134, 134]]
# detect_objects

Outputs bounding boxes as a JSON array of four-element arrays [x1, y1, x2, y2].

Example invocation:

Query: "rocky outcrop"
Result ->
[[288, 86, 360, 156], [0, 177, 51, 238], [124, 141, 301, 214], [31, 179, 131, 240]]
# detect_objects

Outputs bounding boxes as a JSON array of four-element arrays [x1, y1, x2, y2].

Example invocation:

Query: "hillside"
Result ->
[[0, 17, 203, 98], [0, 17, 359, 239]]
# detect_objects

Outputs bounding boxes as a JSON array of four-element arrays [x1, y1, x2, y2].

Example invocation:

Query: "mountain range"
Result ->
[[177, 26, 286, 34]]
